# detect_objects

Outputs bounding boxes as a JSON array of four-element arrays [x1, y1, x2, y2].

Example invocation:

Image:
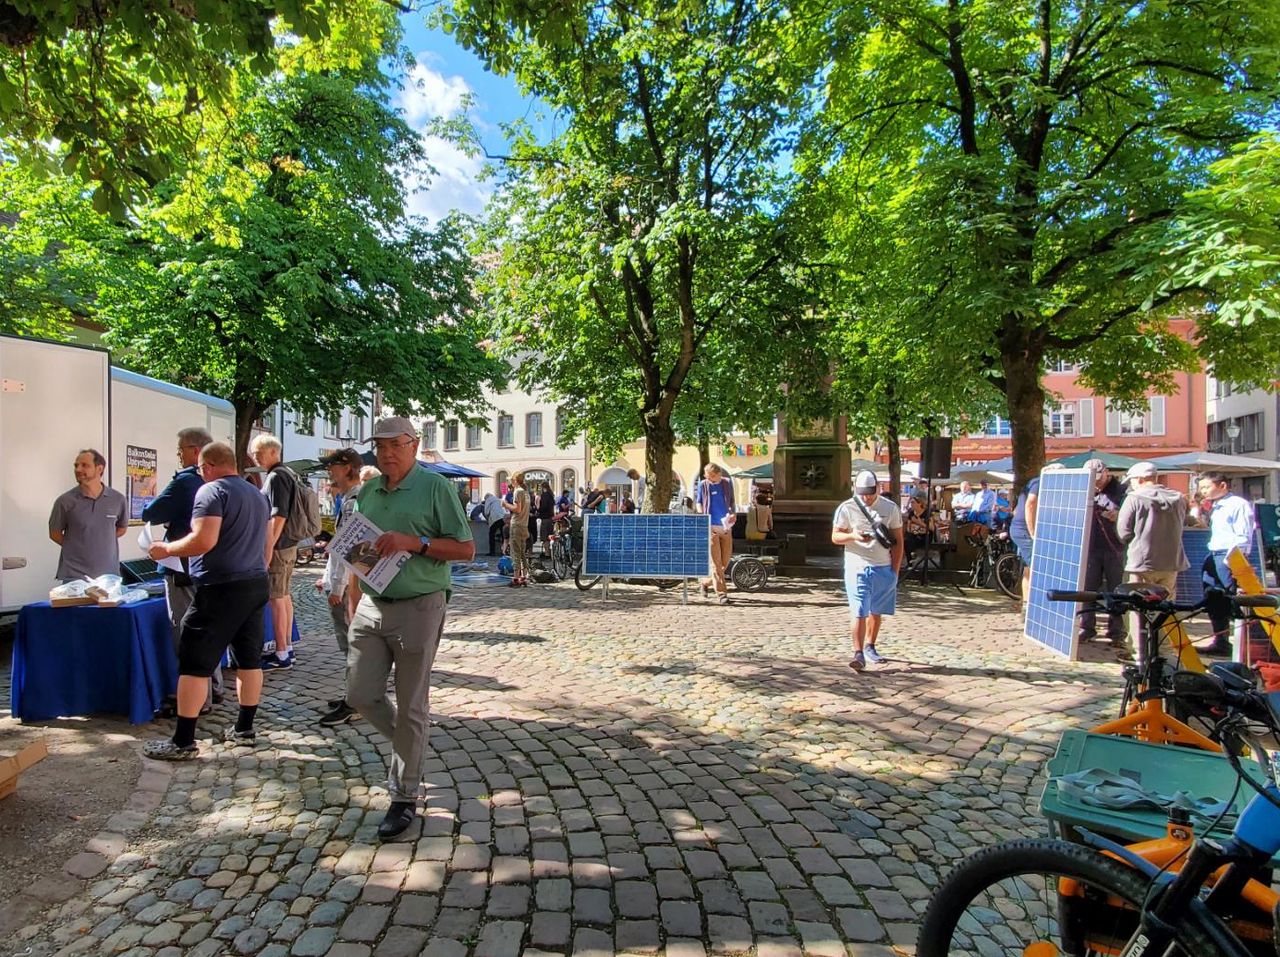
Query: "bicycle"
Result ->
[[963, 526, 1017, 594], [545, 517, 581, 581], [918, 589, 1280, 957]]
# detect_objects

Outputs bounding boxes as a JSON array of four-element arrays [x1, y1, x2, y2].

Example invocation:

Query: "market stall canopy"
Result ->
[[732, 462, 773, 480], [949, 457, 1014, 477], [1145, 451, 1280, 475], [421, 460, 489, 479], [284, 458, 322, 474], [1046, 449, 1144, 469], [938, 470, 1015, 486]]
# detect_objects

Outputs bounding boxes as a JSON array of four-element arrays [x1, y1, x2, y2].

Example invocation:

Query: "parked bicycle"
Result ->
[[918, 588, 1280, 957], [545, 517, 582, 581], [964, 526, 1021, 600]]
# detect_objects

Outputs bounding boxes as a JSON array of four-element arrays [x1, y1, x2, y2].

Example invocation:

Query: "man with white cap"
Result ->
[[347, 416, 475, 839], [1116, 461, 1189, 659], [832, 470, 903, 671]]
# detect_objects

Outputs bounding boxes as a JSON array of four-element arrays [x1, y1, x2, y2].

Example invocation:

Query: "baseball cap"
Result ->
[[854, 470, 878, 492], [367, 416, 417, 442], [320, 448, 363, 470], [1124, 461, 1158, 484], [1083, 458, 1107, 477]]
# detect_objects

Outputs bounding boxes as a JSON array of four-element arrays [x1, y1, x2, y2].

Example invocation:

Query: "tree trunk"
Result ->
[[644, 418, 677, 514], [886, 423, 902, 503], [697, 427, 710, 475], [1002, 342, 1047, 496], [232, 397, 262, 473]]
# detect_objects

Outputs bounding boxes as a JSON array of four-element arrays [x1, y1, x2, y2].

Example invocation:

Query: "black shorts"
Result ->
[[177, 577, 270, 677]]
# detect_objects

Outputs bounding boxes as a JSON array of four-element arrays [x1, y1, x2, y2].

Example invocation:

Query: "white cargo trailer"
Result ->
[[0, 334, 234, 611]]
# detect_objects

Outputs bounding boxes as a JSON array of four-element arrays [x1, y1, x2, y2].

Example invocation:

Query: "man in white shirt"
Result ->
[[1199, 471, 1257, 655], [952, 481, 976, 523], [970, 480, 996, 527], [832, 470, 903, 672], [315, 449, 363, 726]]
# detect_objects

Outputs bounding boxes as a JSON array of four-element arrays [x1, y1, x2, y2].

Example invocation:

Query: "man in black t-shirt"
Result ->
[[250, 434, 297, 671]]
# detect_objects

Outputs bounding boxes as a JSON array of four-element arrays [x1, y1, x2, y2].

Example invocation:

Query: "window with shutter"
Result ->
[[1105, 401, 1121, 436], [1078, 398, 1095, 437], [1148, 397, 1166, 436]]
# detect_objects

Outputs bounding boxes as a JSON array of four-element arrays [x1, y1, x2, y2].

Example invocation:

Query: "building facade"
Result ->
[[415, 389, 589, 504], [1207, 380, 1278, 501]]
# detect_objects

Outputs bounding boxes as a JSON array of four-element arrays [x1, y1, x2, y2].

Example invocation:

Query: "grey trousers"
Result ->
[[165, 577, 222, 707], [347, 592, 446, 803], [327, 595, 351, 696]]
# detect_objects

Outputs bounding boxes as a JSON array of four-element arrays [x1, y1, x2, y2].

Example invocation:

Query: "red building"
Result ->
[[899, 345, 1206, 492]]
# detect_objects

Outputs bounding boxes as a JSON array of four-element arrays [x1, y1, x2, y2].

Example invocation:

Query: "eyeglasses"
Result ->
[[373, 438, 416, 451]]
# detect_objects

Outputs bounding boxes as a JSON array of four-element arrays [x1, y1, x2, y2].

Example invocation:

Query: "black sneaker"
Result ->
[[1202, 640, 1233, 657], [319, 702, 357, 726], [261, 656, 293, 673], [378, 802, 417, 840], [326, 698, 343, 710], [144, 739, 198, 761], [223, 727, 257, 747]]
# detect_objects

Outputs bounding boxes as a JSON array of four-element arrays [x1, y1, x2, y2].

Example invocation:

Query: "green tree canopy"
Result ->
[[451, 0, 817, 510], [804, 0, 1280, 487], [0, 0, 400, 214], [24, 52, 506, 465]]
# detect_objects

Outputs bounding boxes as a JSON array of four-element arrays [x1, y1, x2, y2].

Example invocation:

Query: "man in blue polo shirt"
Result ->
[[143, 427, 219, 711]]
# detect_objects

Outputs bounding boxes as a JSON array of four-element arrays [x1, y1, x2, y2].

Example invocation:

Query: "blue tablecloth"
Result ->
[[11, 595, 297, 725]]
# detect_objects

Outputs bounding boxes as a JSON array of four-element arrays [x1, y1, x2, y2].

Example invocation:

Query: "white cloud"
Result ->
[[396, 56, 491, 222]]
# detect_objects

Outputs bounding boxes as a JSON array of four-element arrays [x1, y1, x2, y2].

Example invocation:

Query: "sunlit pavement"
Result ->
[[3, 566, 1123, 957]]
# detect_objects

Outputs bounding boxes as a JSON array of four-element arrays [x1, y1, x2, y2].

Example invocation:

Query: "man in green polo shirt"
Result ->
[[347, 416, 474, 840]]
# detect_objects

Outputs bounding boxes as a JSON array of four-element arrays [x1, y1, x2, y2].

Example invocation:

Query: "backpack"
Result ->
[[280, 467, 322, 542]]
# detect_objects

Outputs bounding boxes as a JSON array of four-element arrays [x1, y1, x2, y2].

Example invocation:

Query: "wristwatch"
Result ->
[[418, 536, 431, 556]]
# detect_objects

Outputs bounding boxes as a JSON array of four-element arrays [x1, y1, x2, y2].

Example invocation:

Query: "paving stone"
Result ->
[[748, 901, 791, 936], [537, 878, 572, 911], [615, 919, 661, 953], [574, 887, 613, 925], [836, 908, 884, 942], [615, 880, 658, 918], [661, 899, 702, 937], [374, 926, 428, 957], [290, 927, 336, 957], [530, 910, 571, 948], [474, 919, 525, 957], [572, 927, 615, 957], [421, 942, 467, 957], [392, 894, 439, 927], [338, 905, 390, 942], [487, 884, 531, 918]]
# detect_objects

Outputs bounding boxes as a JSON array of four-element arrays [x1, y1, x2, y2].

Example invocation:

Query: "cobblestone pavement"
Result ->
[[4, 567, 1126, 957]]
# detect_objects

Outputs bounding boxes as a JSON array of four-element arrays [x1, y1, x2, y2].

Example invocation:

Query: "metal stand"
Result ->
[[682, 579, 689, 605]]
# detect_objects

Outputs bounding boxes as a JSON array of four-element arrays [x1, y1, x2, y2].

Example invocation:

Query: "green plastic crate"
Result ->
[[1040, 729, 1267, 848]]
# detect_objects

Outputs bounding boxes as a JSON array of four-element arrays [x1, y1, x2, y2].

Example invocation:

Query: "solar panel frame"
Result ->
[[1178, 527, 1268, 599], [582, 514, 712, 579], [1024, 468, 1096, 660]]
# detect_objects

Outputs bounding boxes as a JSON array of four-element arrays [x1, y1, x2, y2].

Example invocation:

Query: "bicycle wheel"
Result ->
[[574, 561, 601, 591], [993, 552, 1022, 601], [917, 839, 1221, 957], [731, 557, 768, 592], [550, 539, 569, 580]]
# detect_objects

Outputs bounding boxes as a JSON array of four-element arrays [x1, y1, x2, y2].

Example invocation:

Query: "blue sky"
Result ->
[[393, 15, 543, 221]]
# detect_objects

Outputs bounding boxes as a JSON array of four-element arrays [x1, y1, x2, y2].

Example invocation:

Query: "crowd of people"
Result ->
[[830, 459, 1262, 672], [46, 430, 1264, 835]]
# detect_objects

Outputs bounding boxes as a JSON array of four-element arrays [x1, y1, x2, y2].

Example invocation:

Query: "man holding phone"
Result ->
[[832, 470, 903, 672]]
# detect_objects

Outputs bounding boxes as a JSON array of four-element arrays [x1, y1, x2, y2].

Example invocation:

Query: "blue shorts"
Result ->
[[845, 563, 897, 619]]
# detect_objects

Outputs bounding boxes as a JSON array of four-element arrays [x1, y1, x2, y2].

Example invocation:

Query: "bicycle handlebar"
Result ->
[[1046, 589, 1278, 614]]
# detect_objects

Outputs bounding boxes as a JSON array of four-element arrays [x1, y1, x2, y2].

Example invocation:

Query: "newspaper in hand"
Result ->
[[326, 511, 412, 594]]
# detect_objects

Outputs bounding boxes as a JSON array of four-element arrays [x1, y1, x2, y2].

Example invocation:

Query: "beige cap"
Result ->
[[367, 416, 417, 442]]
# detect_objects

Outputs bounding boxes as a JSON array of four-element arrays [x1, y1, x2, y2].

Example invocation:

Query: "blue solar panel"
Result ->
[[582, 514, 712, 578], [1024, 469, 1095, 659], [1178, 527, 1268, 599]]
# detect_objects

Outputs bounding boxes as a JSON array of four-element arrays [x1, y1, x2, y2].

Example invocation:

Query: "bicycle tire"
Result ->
[[993, 552, 1022, 601], [550, 540, 569, 580], [731, 557, 768, 592], [574, 562, 601, 591], [917, 839, 1222, 957]]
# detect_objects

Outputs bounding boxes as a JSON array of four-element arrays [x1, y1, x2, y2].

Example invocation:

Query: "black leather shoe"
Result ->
[[1203, 640, 1233, 657], [378, 802, 417, 840]]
